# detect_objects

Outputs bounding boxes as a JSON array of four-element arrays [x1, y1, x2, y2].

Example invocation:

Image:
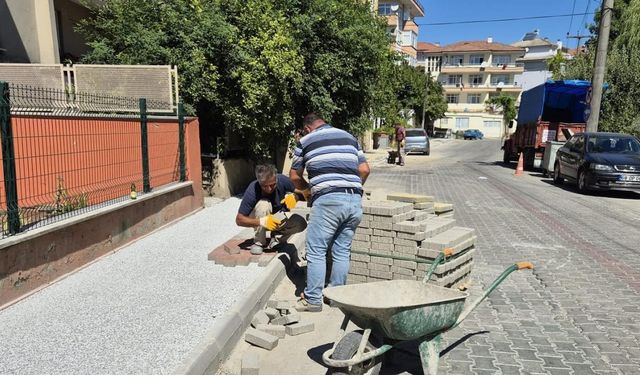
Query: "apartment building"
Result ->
[[512, 30, 572, 90], [417, 38, 525, 138], [0, 0, 94, 63], [374, 0, 425, 66]]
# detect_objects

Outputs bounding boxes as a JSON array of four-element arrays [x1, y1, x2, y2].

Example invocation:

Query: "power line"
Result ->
[[567, 0, 578, 46], [416, 12, 596, 26]]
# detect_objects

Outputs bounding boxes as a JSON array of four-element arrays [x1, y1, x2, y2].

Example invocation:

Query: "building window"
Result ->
[[467, 94, 481, 104], [468, 75, 483, 86], [446, 94, 459, 104], [455, 117, 470, 129], [378, 3, 393, 15], [491, 74, 510, 85], [493, 55, 511, 66], [469, 54, 484, 65], [447, 75, 462, 85], [448, 55, 464, 66], [440, 118, 449, 125], [484, 120, 502, 128]]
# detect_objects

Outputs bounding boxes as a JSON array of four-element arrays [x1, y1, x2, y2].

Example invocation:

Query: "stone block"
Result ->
[[251, 311, 270, 327], [351, 253, 370, 262], [347, 274, 367, 284], [270, 313, 300, 326], [373, 229, 396, 237], [245, 328, 279, 350], [369, 249, 392, 257], [241, 351, 260, 375], [285, 322, 315, 336], [369, 270, 393, 280], [393, 220, 427, 234], [350, 260, 368, 269], [372, 210, 416, 223], [417, 236, 475, 259], [362, 200, 414, 216], [362, 214, 375, 221], [255, 324, 286, 339], [368, 263, 391, 272], [274, 300, 293, 310], [413, 211, 435, 221], [434, 202, 454, 213], [387, 193, 434, 203], [357, 220, 370, 229], [224, 242, 241, 255], [353, 233, 370, 242], [264, 307, 280, 320], [355, 227, 372, 235], [266, 300, 278, 308], [424, 218, 457, 238], [370, 235, 393, 244], [371, 242, 394, 252], [350, 267, 369, 276], [397, 231, 427, 241], [393, 259, 418, 269], [351, 240, 371, 252], [414, 202, 435, 210], [419, 227, 476, 252], [370, 221, 393, 230], [394, 237, 420, 247], [371, 256, 393, 265], [391, 266, 414, 276], [393, 245, 419, 256]]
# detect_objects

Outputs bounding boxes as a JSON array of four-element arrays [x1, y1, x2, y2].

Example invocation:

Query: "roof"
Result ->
[[440, 41, 524, 53], [417, 42, 442, 52], [512, 39, 556, 48]]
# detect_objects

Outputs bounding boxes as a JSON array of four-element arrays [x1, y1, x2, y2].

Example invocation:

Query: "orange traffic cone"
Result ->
[[515, 152, 524, 176]]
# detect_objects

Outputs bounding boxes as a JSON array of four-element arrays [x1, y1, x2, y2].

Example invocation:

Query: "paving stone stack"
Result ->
[[348, 194, 475, 289]]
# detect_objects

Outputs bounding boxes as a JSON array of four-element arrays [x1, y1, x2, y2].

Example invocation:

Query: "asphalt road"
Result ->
[[364, 138, 640, 374]]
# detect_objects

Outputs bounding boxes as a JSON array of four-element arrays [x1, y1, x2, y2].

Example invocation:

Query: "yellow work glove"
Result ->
[[259, 214, 282, 231], [280, 193, 297, 210]]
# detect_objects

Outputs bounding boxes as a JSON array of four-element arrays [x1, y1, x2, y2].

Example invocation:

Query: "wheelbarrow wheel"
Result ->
[[330, 331, 382, 375]]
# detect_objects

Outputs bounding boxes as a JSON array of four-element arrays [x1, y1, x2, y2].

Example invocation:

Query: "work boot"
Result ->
[[295, 297, 323, 312], [249, 243, 264, 255]]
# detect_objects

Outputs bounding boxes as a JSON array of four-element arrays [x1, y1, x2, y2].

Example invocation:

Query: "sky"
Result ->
[[416, 0, 600, 49]]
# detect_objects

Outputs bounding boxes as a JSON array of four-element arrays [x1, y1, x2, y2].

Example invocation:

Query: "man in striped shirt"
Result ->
[[290, 113, 370, 312]]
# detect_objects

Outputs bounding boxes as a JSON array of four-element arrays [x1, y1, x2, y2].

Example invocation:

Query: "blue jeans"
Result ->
[[304, 192, 363, 305]]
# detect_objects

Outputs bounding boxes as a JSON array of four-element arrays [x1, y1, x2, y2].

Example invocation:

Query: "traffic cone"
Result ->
[[515, 153, 524, 176]]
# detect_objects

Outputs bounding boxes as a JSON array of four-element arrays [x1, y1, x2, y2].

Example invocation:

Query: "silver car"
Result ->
[[404, 128, 430, 155]]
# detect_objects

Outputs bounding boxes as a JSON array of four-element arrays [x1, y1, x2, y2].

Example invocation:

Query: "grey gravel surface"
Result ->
[[0, 197, 262, 375]]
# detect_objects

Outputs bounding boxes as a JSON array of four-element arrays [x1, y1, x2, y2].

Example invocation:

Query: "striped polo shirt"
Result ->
[[291, 124, 367, 200]]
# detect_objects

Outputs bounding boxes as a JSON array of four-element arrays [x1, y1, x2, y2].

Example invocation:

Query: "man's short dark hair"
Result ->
[[255, 164, 277, 183], [303, 113, 324, 127]]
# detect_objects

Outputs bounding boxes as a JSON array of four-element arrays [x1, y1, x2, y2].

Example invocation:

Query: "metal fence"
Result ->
[[0, 81, 187, 238]]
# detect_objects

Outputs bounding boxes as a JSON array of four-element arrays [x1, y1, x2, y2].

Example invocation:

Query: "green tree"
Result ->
[[547, 50, 567, 80], [486, 94, 517, 136], [420, 76, 448, 129], [78, 0, 393, 160]]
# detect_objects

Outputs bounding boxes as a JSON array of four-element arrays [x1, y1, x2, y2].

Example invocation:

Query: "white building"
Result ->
[[512, 30, 572, 91]]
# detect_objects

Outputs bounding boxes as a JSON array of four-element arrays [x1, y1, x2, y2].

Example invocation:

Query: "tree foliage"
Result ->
[[565, 0, 640, 137], [485, 95, 517, 125], [78, 0, 417, 159], [547, 50, 567, 80]]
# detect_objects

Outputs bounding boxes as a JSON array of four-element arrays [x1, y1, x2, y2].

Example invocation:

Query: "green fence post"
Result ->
[[139, 98, 151, 193], [0, 82, 20, 234], [178, 102, 186, 182]]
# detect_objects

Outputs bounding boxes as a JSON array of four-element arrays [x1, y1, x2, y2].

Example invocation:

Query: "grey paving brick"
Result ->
[[373, 229, 396, 237], [539, 356, 570, 368], [351, 253, 370, 262], [370, 256, 393, 265], [470, 356, 498, 370], [368, 263, 390, 272], [496, 364, 522, 375], [371, 241, 394, 251], [387, 193, 433, 203]]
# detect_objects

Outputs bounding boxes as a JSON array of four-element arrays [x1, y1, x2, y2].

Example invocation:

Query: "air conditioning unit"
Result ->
[[497, 82, 504, 88]]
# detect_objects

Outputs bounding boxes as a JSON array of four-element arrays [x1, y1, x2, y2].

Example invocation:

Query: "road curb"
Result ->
[[174, 253, 291, 375]]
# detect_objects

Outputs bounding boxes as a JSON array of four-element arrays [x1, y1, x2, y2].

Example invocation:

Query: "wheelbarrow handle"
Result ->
[[451, 262, 534, 329], [422, 248, 454, 284]]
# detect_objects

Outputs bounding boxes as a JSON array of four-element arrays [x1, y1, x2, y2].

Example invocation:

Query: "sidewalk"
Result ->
[[0, 198, 263, 374]]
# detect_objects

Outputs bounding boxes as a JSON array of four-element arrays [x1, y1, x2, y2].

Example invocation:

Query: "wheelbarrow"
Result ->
[[322, 249, 534, 374]]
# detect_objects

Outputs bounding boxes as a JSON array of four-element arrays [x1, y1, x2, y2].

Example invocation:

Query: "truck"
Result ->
[[502, 80, 592, 170]]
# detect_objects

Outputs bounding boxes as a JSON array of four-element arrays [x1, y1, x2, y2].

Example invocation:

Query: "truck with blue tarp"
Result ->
[[502, 80, 593, 169]]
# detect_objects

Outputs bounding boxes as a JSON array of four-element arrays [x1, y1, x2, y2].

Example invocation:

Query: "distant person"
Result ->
[[395, 123, 406, 166], [290, 113, 370, 312], [235, 164, 306, 258]]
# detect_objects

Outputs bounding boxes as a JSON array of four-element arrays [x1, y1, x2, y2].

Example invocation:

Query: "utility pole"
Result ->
[[566, 34, 590, 54], [587, 0, 614, 132], [421, 69, 430, 132]]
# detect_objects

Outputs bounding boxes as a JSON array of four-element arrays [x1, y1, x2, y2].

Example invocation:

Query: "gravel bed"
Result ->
[[0, 197, 263, 375]]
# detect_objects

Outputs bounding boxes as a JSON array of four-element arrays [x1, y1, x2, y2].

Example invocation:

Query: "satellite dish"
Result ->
[[390, 4, 399, 12]]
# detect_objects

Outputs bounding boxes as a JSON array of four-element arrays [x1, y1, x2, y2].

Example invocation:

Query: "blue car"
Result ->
[[463, 129, 484, 140]]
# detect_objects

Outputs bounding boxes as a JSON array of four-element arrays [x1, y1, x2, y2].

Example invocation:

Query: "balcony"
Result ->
[[441, 62, 524, 73], [397, 30, 417, 49], [442, 82, 522, 93]]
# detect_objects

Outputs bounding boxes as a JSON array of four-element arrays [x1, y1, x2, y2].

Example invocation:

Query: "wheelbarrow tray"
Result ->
[[323, 280, 468, 341]]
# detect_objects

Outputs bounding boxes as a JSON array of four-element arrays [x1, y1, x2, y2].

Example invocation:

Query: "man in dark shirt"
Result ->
[[236, 164, 306, 256]]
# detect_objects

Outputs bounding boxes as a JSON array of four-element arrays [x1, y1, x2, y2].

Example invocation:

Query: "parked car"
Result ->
[[463, 129, 484, 140], [553, 132, 640, 193], [404, 128, 430, 155]]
